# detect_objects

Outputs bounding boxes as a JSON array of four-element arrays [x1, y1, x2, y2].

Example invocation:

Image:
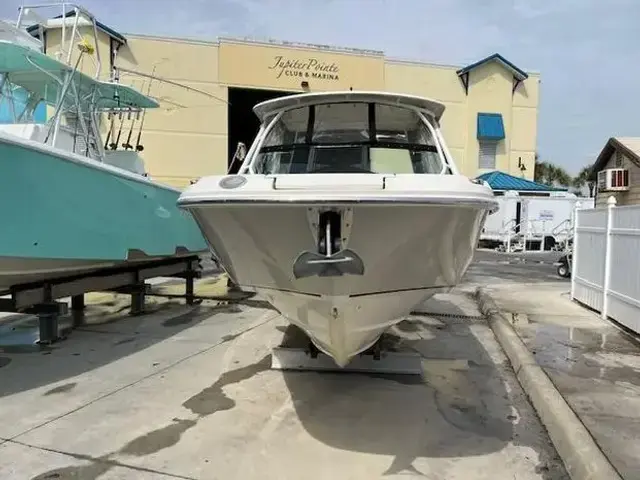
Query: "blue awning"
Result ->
[[477, 113, 505, 141]]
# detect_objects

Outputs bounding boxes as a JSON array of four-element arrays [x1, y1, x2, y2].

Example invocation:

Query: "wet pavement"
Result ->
[[474, 249, 564, 266], [484, 282, 640, 480], [0, 269, 569, 479]]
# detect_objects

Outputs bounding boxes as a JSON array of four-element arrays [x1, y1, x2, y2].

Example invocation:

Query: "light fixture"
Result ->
[[518, 157, 526, 172]]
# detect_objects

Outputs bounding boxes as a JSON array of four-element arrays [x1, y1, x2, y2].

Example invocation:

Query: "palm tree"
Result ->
[[534, 160, 549, 184], [534, 154, 572, 187], [534, 153, 549, 183], [549, 164, 572, 187], [571, 164, 595, 197]]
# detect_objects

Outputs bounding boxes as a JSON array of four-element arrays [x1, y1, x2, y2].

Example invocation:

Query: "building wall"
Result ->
[[43, 26, 111, 79], [115, 35, 226, 187], [218, 39, 385, 92], [595, 149, 640, 207], [383, 60, 539, 179], [42, 31, 540, 190], [383, 60, 468, 174]]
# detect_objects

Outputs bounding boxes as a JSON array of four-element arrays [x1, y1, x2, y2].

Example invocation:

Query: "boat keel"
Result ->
[[270, 343, 423, 375]]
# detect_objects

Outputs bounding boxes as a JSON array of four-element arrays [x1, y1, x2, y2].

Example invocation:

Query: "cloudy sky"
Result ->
[[3, 0, 639, 174]]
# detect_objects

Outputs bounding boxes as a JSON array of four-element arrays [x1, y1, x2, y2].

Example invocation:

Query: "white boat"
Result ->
[[178, 91, 498, 367]]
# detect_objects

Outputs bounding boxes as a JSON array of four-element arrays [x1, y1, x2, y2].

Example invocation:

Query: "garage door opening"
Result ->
[[227, 87, 294, 173]]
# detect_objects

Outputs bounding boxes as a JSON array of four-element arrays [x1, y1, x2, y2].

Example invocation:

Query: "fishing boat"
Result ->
[[0, 5, 207, 291], [179, 91, 498, 367]]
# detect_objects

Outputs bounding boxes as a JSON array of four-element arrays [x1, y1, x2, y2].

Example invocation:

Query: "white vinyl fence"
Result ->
[[571, 196, 640, 334]]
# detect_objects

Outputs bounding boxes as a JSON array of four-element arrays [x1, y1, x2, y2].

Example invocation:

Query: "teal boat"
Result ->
[[0, 9, 207, 290]]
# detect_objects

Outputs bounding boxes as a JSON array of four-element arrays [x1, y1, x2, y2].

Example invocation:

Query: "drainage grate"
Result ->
[[409, 311, 486, 321]]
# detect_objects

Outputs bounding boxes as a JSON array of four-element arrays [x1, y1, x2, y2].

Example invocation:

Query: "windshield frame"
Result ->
[[240, 101, 453, 175]]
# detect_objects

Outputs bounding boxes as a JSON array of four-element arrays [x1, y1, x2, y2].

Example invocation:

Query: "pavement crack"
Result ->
[[7, 438, 197, 480]]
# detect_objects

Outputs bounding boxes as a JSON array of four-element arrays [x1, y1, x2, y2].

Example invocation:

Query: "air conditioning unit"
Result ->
[[597, 168, 629, 192]]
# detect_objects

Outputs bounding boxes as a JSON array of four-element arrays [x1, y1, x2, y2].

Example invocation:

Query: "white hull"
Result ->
[[179, 91, 499, 367], [184, 195, 490, 366], [262, 288, 446, 366]]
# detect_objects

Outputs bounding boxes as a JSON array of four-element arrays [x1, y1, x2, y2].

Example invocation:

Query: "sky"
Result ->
[[2, 0, 639, 175]]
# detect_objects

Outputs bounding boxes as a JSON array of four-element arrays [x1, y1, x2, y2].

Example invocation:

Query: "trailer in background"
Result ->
[[480, 191, 595, 252]]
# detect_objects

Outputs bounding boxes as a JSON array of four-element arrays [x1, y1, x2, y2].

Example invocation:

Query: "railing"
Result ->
[[571, 196, 640, 334], [500, 219, 548, 253], [496, 216, 577, 253], [16, 3, 102, 78], [552, 218, 572, 237]]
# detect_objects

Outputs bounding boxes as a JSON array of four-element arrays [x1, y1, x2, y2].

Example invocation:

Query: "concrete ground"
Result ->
[[0, 259, 570, 480], [474, 248, 564, 266], [484, 282, 640, 480]]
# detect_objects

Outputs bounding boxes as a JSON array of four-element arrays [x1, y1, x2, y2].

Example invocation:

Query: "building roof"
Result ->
[[253, 91, 447, 122], [26, 10, 127, 44], [591, 137, 640, 179], [456, 53, 529, 81], [476, 170, 567, 192]]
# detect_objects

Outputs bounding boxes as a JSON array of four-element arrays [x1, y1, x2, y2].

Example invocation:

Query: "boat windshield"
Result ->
[[252, 102, 448, 175]]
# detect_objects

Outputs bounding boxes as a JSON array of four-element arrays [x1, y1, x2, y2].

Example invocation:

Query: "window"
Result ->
[[478, 140, 497, 169], [615, 150, 623, 167], [253, 102, 446, 175], [313, 102, 369, 143]]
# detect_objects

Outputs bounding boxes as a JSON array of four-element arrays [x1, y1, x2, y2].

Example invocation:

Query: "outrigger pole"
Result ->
[[114, 66, 230, 105]]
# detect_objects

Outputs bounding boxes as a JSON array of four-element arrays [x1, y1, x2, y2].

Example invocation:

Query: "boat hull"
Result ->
[[186, 202, 488, 366], [0, 253, 201, 293], [0, 135, 208, 290]]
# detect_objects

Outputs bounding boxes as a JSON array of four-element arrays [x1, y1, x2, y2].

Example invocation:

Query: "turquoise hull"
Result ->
[[0, 140, 208, 263]]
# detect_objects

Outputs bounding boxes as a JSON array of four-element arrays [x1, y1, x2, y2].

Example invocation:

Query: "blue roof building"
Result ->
[[476, 170, 568, 196]]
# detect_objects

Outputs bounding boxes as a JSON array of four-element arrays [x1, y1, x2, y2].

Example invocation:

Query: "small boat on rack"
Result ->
[[179, 91, 498, 367], [0, 5, 207, 291]]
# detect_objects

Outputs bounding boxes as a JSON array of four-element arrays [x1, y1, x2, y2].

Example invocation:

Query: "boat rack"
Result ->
[[0, 255, 202, 345]]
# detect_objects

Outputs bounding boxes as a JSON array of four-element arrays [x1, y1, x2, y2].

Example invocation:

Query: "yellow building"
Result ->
[[39, 18, 540, 189]]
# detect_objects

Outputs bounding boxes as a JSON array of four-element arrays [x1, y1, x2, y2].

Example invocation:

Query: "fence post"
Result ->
[[570, 203, 580, 300], [602, 195, 617, 319]]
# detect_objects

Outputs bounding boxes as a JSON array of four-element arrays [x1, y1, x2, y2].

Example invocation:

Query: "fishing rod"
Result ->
[[119, 108, 132, 149], [122, 110, 138, 150], [122, 78, 145, 150], [133, 65, 157, 152], [109, 110, 124, 150], [103, 111, 114, 149]]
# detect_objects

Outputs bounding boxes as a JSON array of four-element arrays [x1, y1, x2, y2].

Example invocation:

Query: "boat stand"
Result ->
[[271, 340, 424, 375], [0, 255, 203, 346]]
